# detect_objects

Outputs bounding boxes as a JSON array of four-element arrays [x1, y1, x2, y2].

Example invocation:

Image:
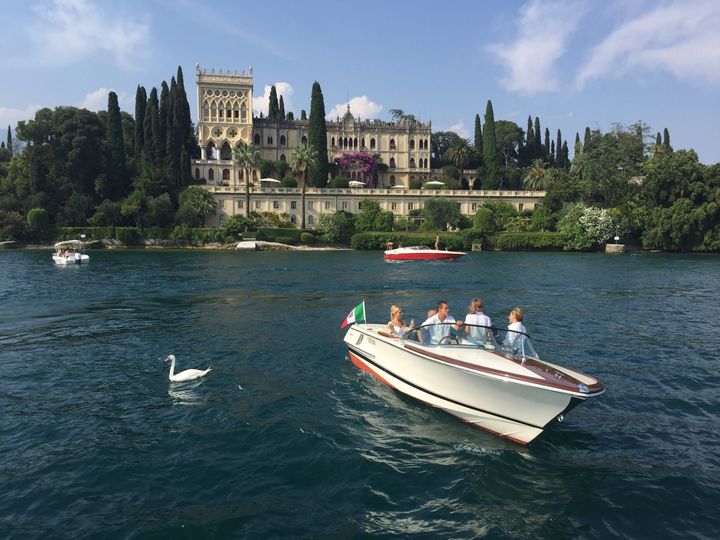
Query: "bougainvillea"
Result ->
[[334, 152, 378, 186]]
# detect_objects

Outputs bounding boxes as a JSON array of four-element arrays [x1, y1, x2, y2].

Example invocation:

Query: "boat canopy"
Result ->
[[54, 240, 84, 248]]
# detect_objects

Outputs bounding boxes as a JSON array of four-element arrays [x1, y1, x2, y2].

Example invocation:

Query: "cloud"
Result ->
[[23, 0, 149, 71], [446, 121, 469, 138], [252, 82, 295, 117], [490, 0, 585, 94], [80, 88, 133, 112], [326, 96, 383, 120], [576, 0, 720, 88], [0, 105, 44, 131]]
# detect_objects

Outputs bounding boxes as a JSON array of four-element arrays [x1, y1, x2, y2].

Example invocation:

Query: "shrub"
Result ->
[[281, 177, 298, 188], [170, 225, 193, 243], [115, 227, 142, 245], [409, 179, 423, 189], [300, 232, 315, 244], [27, 208, 50, 235], [495, 232, 564, 251], [330, 176, 349, 188]]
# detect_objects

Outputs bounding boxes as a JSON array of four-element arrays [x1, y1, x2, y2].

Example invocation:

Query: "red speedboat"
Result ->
[[384, 245, 466, 261]]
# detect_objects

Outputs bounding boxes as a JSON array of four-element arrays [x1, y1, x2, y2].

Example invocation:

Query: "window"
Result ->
[[280, 154, 286, 162], [342, 201, 348, 210], [389, 157, 396, 168], [291, 215, 296, 224], [273, 201, 279, 209], [409, 158, 416, 168], [267, 136, 273, 145], [389, 139, 396, 149], [255, 201, 261, 209], [241, 103, 247, 121], [391, 202, 397, 210], [238, 200, 244, 209], [308, 202, 314, 210], [518, 203, 524, 211], [280, 135, 286, 146], [195, 168, 200, 180], [301, 136, 307, 144], [308, 215, 315, 225], [208, 169, 214, 181], [370, 138, 376, 149], [410, 139, 415, 150], [471, 203, 477, 211], [408, 203, 414, 210], [331, 137, 336, 147], [222, 169, 230, 180], [390, 175, 396, 185], [291, 201, 297, 209], [325, 201, 331, 210]]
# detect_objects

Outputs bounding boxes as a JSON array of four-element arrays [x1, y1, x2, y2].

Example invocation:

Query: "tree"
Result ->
[[574, 133, 582, 159], [317, 211, 355, 243], [307, 82, 329, 187], [279, 95, 286, 120], [389, 109, 405, 122], [105, 91, 127, 200], [6, 125, 12, 155], [134, 86, 147, 160], [522, 158, 548, 190], [26, 207, 49, 238], [474, 114, 483, 156], [495, 120, 524, 169], [445, 138, 473, 187], [431, 131, 462, 167], [558, 204, 618, 250], [290, 144, 318, 229], [555, 129, 563, 166], [233, 142, 259, 217], [663, 128, 672, 151], [176, 186, 217, 226], [482, 100, 499, 188], [268, 85, 280, 120], [422, 197, 461, 231]]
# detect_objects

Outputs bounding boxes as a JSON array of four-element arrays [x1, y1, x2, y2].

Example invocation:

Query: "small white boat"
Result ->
[[344, 320, 604, 444], [384, 245, 465, 261], [52, 240, 90, 265]]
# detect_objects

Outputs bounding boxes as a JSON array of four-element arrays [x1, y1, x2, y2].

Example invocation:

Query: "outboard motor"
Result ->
[[74, 252, 82, 265]]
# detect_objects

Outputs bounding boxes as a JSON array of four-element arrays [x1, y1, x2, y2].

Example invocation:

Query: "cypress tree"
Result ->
[[279, 95, 286, 120], [482, 100, 499, 187], [574, 132, 582, 158], [308, 81, 329, 187], [134, 85, 147, 159], [143, 87, 161, 172], [158, 81, 170, 164], [663, 128, 671, 148], [106, 91, 128, 199], [287, 111, 294, 121], [175, 66, 196, 157], [656, 132, 662, 146], [544, 127, 550, 156], [561, 141, 569, 169], [301, 110, 307, 121], [474, 113, 483, 153], [6, 125, 12, 154], [550, 141, 556, 166], [534, 117, 541, 152], [583, 127, 592, 152], [268, 85, 280, 121], [526, 116, 534, 148], [555, 129, 562, 165]]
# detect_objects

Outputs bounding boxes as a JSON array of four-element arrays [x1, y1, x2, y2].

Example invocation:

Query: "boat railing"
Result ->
[[404, 323, 539, 360]]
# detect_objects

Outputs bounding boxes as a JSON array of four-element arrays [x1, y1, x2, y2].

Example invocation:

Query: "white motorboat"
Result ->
[[344, 321, 604, 444], [52, 240, 90, 265], [384, 245, 465, 261]]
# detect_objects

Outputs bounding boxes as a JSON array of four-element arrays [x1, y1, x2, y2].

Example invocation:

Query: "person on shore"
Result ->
[[464, 298, 493, 346], [421, 300, 462, 343], [386, 305, 414, 338], [505, 307, 527, 349]]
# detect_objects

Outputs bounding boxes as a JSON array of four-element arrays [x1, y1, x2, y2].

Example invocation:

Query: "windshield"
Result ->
[[404, 322, 539, 360]]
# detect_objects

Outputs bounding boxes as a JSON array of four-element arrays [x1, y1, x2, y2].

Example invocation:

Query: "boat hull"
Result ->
[[344, 324, 603, 444], [53, 254, 90, 265], [384, 247, 465, 261]]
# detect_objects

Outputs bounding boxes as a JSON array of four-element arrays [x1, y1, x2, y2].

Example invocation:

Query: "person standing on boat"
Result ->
[[434, 234, 441, 250], [386, 305, 414, 338], [505, 307, 527, 349], [464, 298, 493, 345], [421, 300, 462, 343]]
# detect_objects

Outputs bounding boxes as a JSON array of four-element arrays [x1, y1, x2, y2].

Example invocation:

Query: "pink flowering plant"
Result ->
[[334, 152, 378, 186]]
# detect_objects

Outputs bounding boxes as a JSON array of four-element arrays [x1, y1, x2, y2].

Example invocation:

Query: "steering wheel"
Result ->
[[439, 335, 460, 345]]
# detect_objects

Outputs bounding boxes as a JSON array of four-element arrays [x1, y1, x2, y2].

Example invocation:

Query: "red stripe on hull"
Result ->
[[384, 253, 464, 260], [348, 351, 396, 389]]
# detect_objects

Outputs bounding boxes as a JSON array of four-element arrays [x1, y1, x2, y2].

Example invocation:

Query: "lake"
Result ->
[[1, 249, 719, 539]]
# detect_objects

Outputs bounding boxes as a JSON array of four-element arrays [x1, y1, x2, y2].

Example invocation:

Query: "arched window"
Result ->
[[361, 138, 365, 148], [424, 139, 429, 149], [252, 170, 258, 181], [331, 137, 336, 147], [301, 136, 307, 145], [280, 134, 286, 146], [206, 141, 217, 160], [389, 157, 396, 168], [211, 105, 217, 119], [291, 215, 296, 224], [280, 154, 286, 162], [343, 137, 348, 148], [195, 168, 200, 180], [208, 169, 215, 181], [390, 175, 396, 186], [410, 139, 415, 150], [389, 139, 396, 149], [424, 158, 428, 168], [370, 138, 376, 149], [308, 215, 315, 225], [238, 170, 244, 180], [220, 142, 232, 160], [409, 157, 416, 168], [203, 105, 209, 121], [222, 169, 230, 180], [233, 103, 239, 120], [267, 136, 273, 145], [241, 103, 247, 121], [354, 138, 358, 148], [254, 133, 260, 145]]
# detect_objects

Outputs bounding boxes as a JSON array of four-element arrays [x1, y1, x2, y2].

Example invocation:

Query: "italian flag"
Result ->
[[341, 301, 366, 328]]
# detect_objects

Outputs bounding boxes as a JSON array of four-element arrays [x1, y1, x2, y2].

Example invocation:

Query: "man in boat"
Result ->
[[420, 300, 463, 344]]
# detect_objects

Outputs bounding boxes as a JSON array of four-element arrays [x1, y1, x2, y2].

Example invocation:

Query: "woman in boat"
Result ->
[[464, 298, 493, 345], [386, 305, 414, 338]]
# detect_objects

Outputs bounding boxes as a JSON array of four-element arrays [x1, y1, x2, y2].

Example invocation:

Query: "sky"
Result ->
[[1, 0, 718, 164]]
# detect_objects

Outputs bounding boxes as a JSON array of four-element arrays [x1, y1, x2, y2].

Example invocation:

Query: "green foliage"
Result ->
[[268, 85, 280, 120], [115, 227, 142, 245], [316, 211, 355, 244], [422, 198, 461, 231], [256, 227, 305, 243], [351, 232, 469, 251], [300, 232, 315, 244], [496, 232, 564, 250], [221, 214, 255, 237], [27, 207, 50, 233], [441, 165, 459, 179], [170, 224, 193, 243], [176, 187, 217, 227], [409, 178, 423, 189], [330, 176, 349, 188], [354, 199, 393, 232], [528, 205, 556, 232], [483, 200, 518, 230], [473, 207, 496, 233], [557, 204, 618, 250], [0, 210, 27, 240], [281, 176, 298, 188], [308, 81, 329, 187], [482, 100, 500, 187]]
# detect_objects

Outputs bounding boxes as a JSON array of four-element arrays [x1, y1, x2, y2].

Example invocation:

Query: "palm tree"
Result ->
[[522, 158, 547, 191], [446, 138, 473, 187], [389, 109, 405, 123], [233, 142, 259, 217], [290, 144, 318, 229]]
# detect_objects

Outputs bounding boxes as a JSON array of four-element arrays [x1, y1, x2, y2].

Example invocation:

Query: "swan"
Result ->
[[165, 354, 212, 382]]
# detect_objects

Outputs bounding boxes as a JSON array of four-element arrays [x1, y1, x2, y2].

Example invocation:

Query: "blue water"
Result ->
[[1, 250, 719, 539]]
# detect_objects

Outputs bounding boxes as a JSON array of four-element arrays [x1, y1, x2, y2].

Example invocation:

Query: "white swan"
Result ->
[[165, 354, 212, 382]]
